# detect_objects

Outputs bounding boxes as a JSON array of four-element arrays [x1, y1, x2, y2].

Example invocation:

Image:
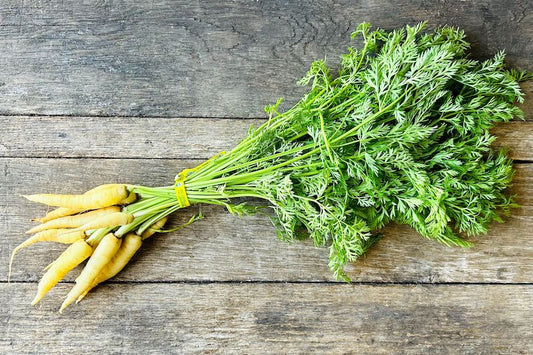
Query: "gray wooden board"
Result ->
[[1, 116, 533, 161], [0, 1, 531, 117], [2, 158, 532, 283], [0, 116, 264, 159], [1, 283, 532, 354]]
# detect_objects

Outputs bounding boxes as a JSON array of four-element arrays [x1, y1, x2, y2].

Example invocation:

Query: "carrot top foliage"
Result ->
[[127, 23, 527, 280]]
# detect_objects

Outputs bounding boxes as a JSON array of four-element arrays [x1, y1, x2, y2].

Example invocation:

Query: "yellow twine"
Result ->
[[174, 151, 226, 208]]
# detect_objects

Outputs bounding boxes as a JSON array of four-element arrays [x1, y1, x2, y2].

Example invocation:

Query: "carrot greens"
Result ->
[[129, 22, 526, 279]]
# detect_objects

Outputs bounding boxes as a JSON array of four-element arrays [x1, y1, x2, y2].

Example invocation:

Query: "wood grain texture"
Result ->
[[2, 158, 532, 283], [0, 116, 263, 159], [1, 283, 531, 354], [492, 122, 533, 161], [0, 1, 531, 117], [0, 116, 532, 160]]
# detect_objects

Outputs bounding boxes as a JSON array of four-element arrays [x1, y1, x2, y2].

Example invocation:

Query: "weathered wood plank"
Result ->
[[1, 117, 532, 160], [1, 283, 531, 354], [0, 116, 262, 159], [492, 121, 533, 161], [0, 1, 530, 117], [2, 158, 532, 283]]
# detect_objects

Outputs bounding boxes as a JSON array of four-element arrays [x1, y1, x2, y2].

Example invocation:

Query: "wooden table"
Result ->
[[1, 2, 532, 353]]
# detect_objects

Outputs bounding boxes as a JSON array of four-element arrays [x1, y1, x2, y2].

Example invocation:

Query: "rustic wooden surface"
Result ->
[[1, 1, 532, 354], [2, 284, 532, 354]]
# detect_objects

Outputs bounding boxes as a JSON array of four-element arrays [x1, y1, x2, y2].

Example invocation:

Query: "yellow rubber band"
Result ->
[[174, 151, 226, 208], [174, 177, 189, 208]]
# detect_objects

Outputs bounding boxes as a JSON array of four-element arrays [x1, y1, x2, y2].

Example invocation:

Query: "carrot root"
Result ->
[[34, 207, 82, 224], [23, 184, 129, 209], [26, 206, 120, 234], [8, 230, 86, 283], [33, 184, 132, 223], [31, 240, 93, 306], [66, 212, 134, 234], [60, 233, 121, 312], [140, 217, 168, 240], [120, 191, 137, 205], [77, 233, 143, 303]]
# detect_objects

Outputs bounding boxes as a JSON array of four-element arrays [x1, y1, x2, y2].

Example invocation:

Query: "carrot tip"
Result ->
[[21, 195, 38, 203], [31, 294, 43, 306], [59, 298, 75, 313], [76, 290, 90, 304]]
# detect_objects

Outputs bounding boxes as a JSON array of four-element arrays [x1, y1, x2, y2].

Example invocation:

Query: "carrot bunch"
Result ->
[[12, 184, 168, 312], [13, 23, 528, 312]]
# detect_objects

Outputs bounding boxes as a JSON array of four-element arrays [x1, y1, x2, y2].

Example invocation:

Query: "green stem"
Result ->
[[189, 141, 317, 184]]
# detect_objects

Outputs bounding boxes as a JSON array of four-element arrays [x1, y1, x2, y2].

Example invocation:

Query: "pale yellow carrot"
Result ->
[[60, 233, 122, 312], [31, 240, 93, 305], [66, 212, 133, 233], [26, 206, 120, 234], [33, 185, 136, 224], [120, 191, 137, 205], [77, 233, 143, 303], [140, 217, 168, 240], [23, 184, 129, 209], [34, 185, 135, 223], [76, 216, 165, 302], [9, 229, 85, 282], [34, 207, 80, 224], [89, 186, 135, 204]]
